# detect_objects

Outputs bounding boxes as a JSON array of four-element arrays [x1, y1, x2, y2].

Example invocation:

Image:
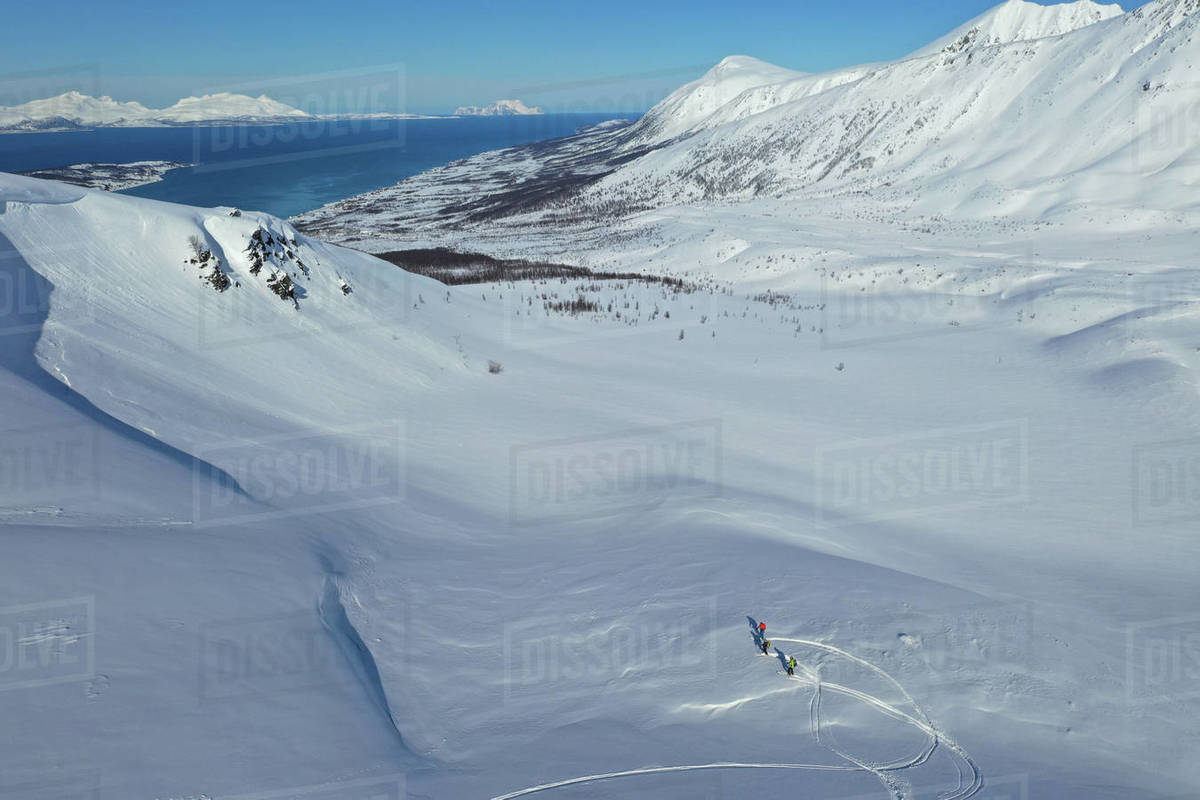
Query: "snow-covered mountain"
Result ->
[[454, 99, 544, 116], [0, 90, 315, 130], [155, 92, 312, 123], [617, 0, 1196, 219], [0, 91, 153, 129], [297, 0, 1200, 248]]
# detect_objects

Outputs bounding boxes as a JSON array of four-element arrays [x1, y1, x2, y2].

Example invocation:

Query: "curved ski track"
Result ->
[[490, 633, 982, 800]]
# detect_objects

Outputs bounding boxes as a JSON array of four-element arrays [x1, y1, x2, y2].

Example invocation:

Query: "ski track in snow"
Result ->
[[490, 633, 981, 800]]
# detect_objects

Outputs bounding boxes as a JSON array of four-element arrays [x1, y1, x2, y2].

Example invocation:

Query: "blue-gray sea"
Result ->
[[0, 114, 627, 217]]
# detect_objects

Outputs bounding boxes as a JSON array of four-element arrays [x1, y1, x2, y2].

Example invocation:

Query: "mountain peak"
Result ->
[[909, 0, 1124, 58], [700, 55, 803, 83], [627, 55, 806, 144], [709, 55, 784, 75]]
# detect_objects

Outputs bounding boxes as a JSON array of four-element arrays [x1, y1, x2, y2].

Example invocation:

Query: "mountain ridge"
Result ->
[[907, 0, 1125, 58], [294, 0, 1200, 249], [0, 90, 436, 130], [0, 90, 313, 129]]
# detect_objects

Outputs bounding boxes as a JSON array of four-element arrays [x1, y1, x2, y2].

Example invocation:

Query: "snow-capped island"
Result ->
[[0, 91, 311, 131], [454, 99, 544, 116]]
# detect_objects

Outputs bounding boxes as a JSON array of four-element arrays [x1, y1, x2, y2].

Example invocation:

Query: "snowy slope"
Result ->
[[6, 3, 1200, 799], [283, 7, 1200, 789], [0, 174, 426, 798], [907, 0, 1124, 57], [623, 55, 810, 144], [6, 160, 1200, 799]]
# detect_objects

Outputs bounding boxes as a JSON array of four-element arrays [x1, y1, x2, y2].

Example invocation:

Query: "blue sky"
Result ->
[[0, 0, 1152, 113]]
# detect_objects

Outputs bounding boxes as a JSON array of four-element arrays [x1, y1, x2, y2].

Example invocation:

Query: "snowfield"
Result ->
[[2, 0, 1200, 799]]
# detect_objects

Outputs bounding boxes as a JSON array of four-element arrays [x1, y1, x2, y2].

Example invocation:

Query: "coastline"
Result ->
[[1, 113, 615, 217], [19, 160, 192, 191]]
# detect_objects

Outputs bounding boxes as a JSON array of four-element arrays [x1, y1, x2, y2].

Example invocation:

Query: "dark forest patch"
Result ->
[[374, 248, 689, 288]]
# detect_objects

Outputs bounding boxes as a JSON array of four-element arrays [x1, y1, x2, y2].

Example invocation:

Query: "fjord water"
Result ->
[[0, 114, 627, 217]]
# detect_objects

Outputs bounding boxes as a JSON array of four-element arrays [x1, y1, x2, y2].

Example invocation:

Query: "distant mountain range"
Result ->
[[454, 99, 544, 116], [0, 91, 552, 132], [0, 91, 438, 131]]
